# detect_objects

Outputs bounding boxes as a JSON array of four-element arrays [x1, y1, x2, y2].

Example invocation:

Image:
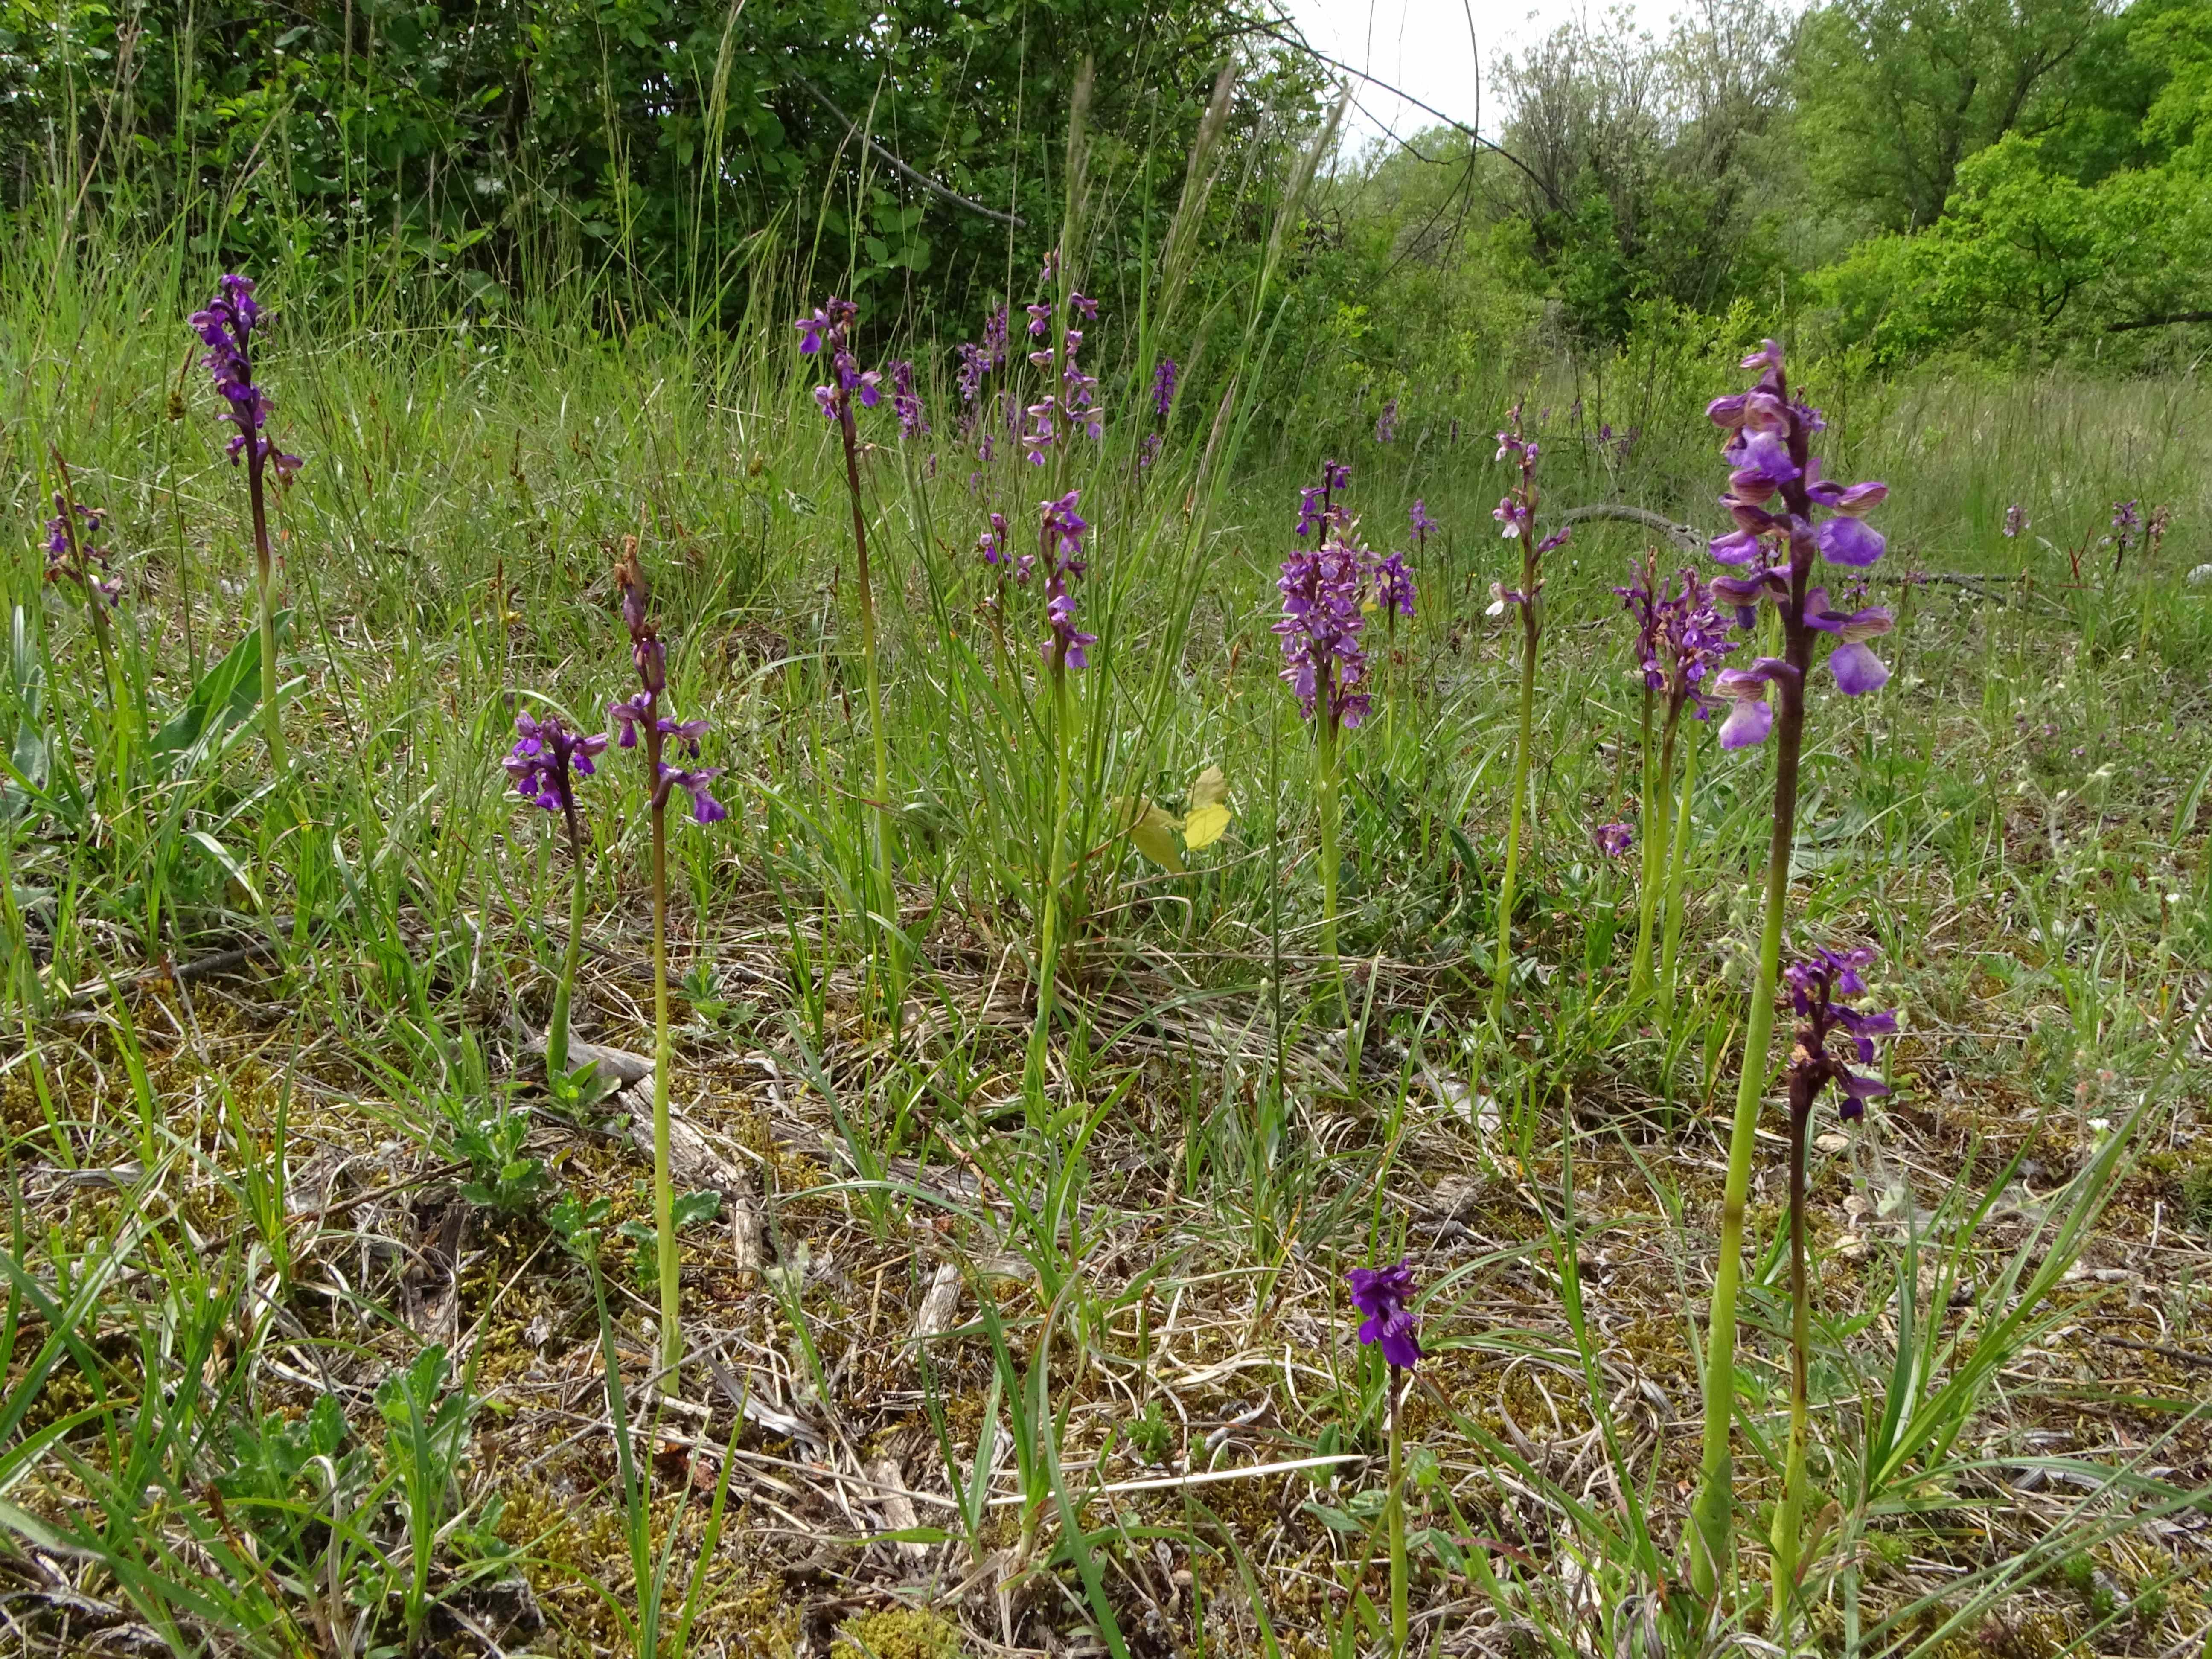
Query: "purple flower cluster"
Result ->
[[889, 360, 928, 439], [1151, 358, 1178, 421], [1375, 398, 1398, 444], [1615, 560, 1736, 712], [2110, 498, 2140, 556], [1371, 550, 1416, 619], [1276, 536, 1371, 731], [1038, 491, 1096, 670], [1594, 821, 1635, 859], [45, 498, 121, 607], [955, 306, 1010, 416], [1702, 340, 1894, 745], [1491, 407, 1569, 602], [1782, 946, 1896, 1121], [1347, 1260, 1423, 1370], [796, 298, 882, 423], [189, 274, 301, 479], [607, 545, 727, 825], [2002, 503, 2027, 539], [505, 713, 608, 815], [1409, 499, 1437, 548]]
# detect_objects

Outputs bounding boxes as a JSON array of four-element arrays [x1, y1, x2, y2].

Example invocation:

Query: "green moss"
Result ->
[[838, 1607, 964, 1659]]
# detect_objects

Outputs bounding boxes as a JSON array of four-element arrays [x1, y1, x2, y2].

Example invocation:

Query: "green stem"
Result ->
[[647, 733, 680, 1383], [1659, 721, 1701, 1021], [548, 796, 588, 1082], [1491, 587, 1539, 1025], [1317, 709, 1343, 1024], [247, 453, 287, 777], [1771, 1084, 1813, 1630], [841, 404, 898, 1020], [1632, 704, 1681, 998], [1030, 659, 1075, 1092], [1388, 1367, 1407, 1657], [1691, 544, 1814, 1601]]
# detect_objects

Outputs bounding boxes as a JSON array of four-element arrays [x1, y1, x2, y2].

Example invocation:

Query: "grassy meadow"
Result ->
[[3, 233, 2212, 1659]]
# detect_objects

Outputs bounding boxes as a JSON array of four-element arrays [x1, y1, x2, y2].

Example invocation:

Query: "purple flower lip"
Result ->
[[1713, 656, 1800, 750], [1347, 1260, 1423, 1369]]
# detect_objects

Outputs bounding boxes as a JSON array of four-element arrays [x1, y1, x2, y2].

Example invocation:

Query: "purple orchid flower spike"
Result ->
[[45, 496, 122, 607], [2002, 504, 2027, 538], [1375, 398, 1398, 443], [1784, 946, 1896, 1122], [1151, 358, 1178, 420], [1038, 491, 1096, 671], [1276, 536, 1371, 729], [505, 713, 608, 815], [1347, 1261, 1423, 1370], [889, 361, 928, 439], [1409, 499, 1438, 544], [1370, 550, 1416, 620], [1595, 821, 1635, 859]]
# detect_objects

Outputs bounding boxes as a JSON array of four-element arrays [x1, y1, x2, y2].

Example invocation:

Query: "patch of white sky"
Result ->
[[1278, 0, 1669, 156]]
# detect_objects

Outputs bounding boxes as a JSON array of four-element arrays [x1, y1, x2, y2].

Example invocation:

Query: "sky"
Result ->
[[1279, 0, 1663, 151]]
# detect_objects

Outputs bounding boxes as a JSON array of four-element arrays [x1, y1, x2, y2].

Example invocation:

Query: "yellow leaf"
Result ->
[[1184, 765, 1233, 850], [1119, 795, 1185, 872], [1182, 802, 1231, 850]]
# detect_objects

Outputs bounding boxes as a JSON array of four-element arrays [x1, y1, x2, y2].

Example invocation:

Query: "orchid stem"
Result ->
[[1318, 709, 1345, 1034], [1690, 581, 1811, 1601], [1632, 702, 1680, 999], [548, 798, 588, 1083], [1491, 570, 1539, 1026], [247, 451, 287, 777], [1659, 722, 1701, 1022], [1387, 1366, 1407, 1657], [1771, 1085, 1814, 1631], [841, 403, 900, 1029], [1030, 658, 1075, 1099], [646, 731, 680, 1385]]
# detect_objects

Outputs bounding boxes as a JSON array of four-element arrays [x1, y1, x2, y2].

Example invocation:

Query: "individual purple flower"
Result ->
[[1276, 533, 1371, 730], [1069, 291, 1099, 321], [1783, 946, 1896, 1121], [1151, 358, 1178, 420], [1026, 302, 1051, 339], [1595, 821, 1635, 859], [191, 274, 302, 480], [1347, 1261, 1423, 1370], [44, 497, 122, 607], [1803, 588, 1895, 695], [889, 360, 928, 439], [1370, 550, 1416, 619], [2002, 503, 2026, 538], [1712, 657, 1798, 751], [658, 763, 728, 825], [1375, 398, 1398, 443], [504, 713, 609, 814]]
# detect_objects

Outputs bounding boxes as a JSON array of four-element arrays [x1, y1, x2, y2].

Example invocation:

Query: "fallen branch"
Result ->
[[794, 75, 1023, 228]]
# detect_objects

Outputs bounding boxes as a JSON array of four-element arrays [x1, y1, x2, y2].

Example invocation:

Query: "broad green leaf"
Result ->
[[1118, 796, 1184, 872]]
